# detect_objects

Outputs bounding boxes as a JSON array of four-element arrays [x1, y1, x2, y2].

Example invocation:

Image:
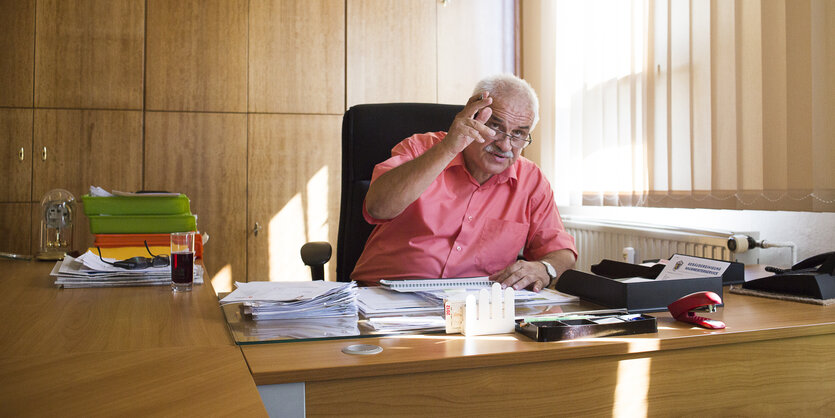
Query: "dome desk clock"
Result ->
[[36, 189, 76, 261]]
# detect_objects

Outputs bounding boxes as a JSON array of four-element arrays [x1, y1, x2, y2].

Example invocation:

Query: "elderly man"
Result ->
[[351, 74, 576, 292]]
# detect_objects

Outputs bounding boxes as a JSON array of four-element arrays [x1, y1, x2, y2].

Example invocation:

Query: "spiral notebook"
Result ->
[[379, 277, 493, 292]]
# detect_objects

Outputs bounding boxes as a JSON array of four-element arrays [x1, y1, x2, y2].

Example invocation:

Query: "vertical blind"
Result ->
[[538, 0, 835, 212]]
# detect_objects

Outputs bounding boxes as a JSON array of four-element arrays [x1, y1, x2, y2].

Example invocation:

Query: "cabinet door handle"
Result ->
[[253, 222, 262, 237], [42, 146, 47, 161], [18, 147, 24, 161]]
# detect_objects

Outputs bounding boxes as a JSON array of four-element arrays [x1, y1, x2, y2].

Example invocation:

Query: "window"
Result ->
[[526, 0, 835, 212]]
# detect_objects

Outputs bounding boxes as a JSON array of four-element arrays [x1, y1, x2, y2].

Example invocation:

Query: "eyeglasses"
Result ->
[[97, 241, 170, 269], [485, 122, 532, 149]]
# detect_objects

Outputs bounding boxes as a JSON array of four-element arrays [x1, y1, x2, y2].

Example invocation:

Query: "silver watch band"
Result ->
[[540, 260, 557, 287]]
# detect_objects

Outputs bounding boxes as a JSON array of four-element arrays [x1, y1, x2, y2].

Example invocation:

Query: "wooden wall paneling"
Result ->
[[437, 0, 517, 104], [32, 109, 143, 251], [146, 0, 248, 112], [249, 0, 345, 114], [247, 114, 341, 282], [0, 204, 31, 254], [347, 0, 438, 107], [34, 0, 144, 109], [29, 202, 38, 255], [0, 109, 33, 202], [0, 0, 35, 107], [144, 112, 247, 293]]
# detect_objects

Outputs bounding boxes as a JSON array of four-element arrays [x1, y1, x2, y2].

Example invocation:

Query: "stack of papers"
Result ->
[[377, 277, 578, 306], [220, 281, 358, 320], [356, 285, 578, 319], [364, 316, 446, 332], [243, 316, 361, 339], [51, 251, 204, 288], [419, 288, 578, 307], [357, 287, 441, 317]]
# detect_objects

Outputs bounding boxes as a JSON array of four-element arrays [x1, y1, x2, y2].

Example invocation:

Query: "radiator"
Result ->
[[562, 216, 754, 272]]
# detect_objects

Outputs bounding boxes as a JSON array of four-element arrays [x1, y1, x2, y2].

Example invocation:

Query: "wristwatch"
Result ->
[[539, 260, 557, 287]]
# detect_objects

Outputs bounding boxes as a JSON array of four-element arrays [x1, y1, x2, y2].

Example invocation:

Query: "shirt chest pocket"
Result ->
[[476, 218, 529, 273]]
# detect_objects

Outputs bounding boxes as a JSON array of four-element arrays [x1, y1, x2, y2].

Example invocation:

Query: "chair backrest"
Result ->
[[336, 103, 464, 282]]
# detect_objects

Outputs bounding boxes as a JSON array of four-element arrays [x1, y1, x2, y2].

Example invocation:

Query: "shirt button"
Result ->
[[456, 246, 462, 251], [467, 216, 473, 221]]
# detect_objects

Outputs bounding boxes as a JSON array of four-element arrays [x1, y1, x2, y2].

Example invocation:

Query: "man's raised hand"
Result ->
[[441, 92, 496, 155]]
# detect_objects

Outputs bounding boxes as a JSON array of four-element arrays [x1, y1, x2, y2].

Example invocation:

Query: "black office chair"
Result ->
[[301, 103, 464, 282]]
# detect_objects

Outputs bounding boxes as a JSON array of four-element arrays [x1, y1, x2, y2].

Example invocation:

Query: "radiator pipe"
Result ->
[[727, 234, 797, 265]]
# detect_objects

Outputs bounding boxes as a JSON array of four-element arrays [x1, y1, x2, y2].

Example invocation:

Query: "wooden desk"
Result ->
[[0, 260, 266, 417], [244, 289, 835, 416]]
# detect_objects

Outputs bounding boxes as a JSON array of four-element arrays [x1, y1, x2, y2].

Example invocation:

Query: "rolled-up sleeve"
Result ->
[[523, 177, 577, 261], [362, 132, 444, 225]]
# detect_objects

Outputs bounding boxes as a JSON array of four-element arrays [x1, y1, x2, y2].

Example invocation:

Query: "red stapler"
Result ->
[[667, 291, 726, 329]]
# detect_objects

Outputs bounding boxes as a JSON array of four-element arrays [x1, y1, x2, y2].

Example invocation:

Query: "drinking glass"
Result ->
[[170, 231, 195, 292]]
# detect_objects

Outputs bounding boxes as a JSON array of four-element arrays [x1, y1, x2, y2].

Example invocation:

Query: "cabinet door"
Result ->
[[35, 0, 144, 109], [146, 0, 247, 112], [0, 204, 31, 255], [347, 0, 437, 107], [33, 109, 143, 251], [437, 0, 517, 104], [249, 0, 345, 114], [144, 112, 247, 293], [0, 0, 34, 107], [0, 109, 33, 202], [248, 114, 341, 282]]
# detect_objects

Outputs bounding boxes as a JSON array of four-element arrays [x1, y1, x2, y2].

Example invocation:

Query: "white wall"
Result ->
[[559, 206, 834, 268]]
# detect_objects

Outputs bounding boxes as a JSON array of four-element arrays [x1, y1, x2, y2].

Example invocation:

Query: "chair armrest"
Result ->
[[301, 242, 332, 266], [300, 242, 332, 281]]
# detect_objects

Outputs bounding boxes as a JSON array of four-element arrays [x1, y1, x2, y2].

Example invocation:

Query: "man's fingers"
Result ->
[[464, 119, 494, 141], [491, 261, 548, 291], [490, 261, 523, 286], [445, 92, 494, 149], [475, 106, 492, 124], [461, 92, 492, 119]]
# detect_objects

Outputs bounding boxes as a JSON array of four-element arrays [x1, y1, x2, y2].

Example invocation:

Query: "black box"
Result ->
[[515, 314, 658, 342], [591, 255, 744, 285], [555, 269, 724, 313]]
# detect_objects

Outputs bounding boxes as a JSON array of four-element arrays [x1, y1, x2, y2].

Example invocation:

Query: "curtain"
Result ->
[[529, 0, 835, 212]]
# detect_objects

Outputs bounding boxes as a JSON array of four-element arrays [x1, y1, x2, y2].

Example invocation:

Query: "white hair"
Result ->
[[472, 74, 540, 130]]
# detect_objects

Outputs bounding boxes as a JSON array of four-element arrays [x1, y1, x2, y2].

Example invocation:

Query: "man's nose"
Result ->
[[494, 136, 513, 151]]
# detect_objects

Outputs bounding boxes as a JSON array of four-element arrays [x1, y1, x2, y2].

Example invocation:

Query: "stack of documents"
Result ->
[[220, 281, 358, 320], [378, 277, 578, 307], [243, 316, 361, 339], [51, 251, 204, 288], [357, 287, 442, 317], [357, 279, 579, 329], [418, 287, 577, 307], [364, 316, 446, 332]]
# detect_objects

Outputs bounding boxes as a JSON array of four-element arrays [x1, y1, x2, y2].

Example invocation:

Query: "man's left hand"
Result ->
[[489, 260, 550, 292]]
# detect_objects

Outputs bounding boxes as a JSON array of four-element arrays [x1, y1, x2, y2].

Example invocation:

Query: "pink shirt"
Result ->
[[351, 132, 577, 283]]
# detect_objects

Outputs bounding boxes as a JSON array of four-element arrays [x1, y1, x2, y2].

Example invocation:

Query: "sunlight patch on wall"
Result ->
[[269, 193, 308, 282], [211, 263, 233, 294], [306, 166, 330, 280], [306, 167, 330, 238]]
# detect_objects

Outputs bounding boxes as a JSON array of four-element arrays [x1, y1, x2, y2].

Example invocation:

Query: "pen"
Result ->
[[520, 308, 628, 323], [522, 315, 595, 322], [0, 252, 33, 261], [520, 313, 645, 325]]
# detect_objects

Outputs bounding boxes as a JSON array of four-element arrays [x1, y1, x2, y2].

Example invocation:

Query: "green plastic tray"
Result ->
[[82, 194, 191, 216], [87, 214, 197, 234]]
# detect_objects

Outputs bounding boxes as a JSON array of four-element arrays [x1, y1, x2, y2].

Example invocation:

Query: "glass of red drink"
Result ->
[[170, 231, 195, 292]]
